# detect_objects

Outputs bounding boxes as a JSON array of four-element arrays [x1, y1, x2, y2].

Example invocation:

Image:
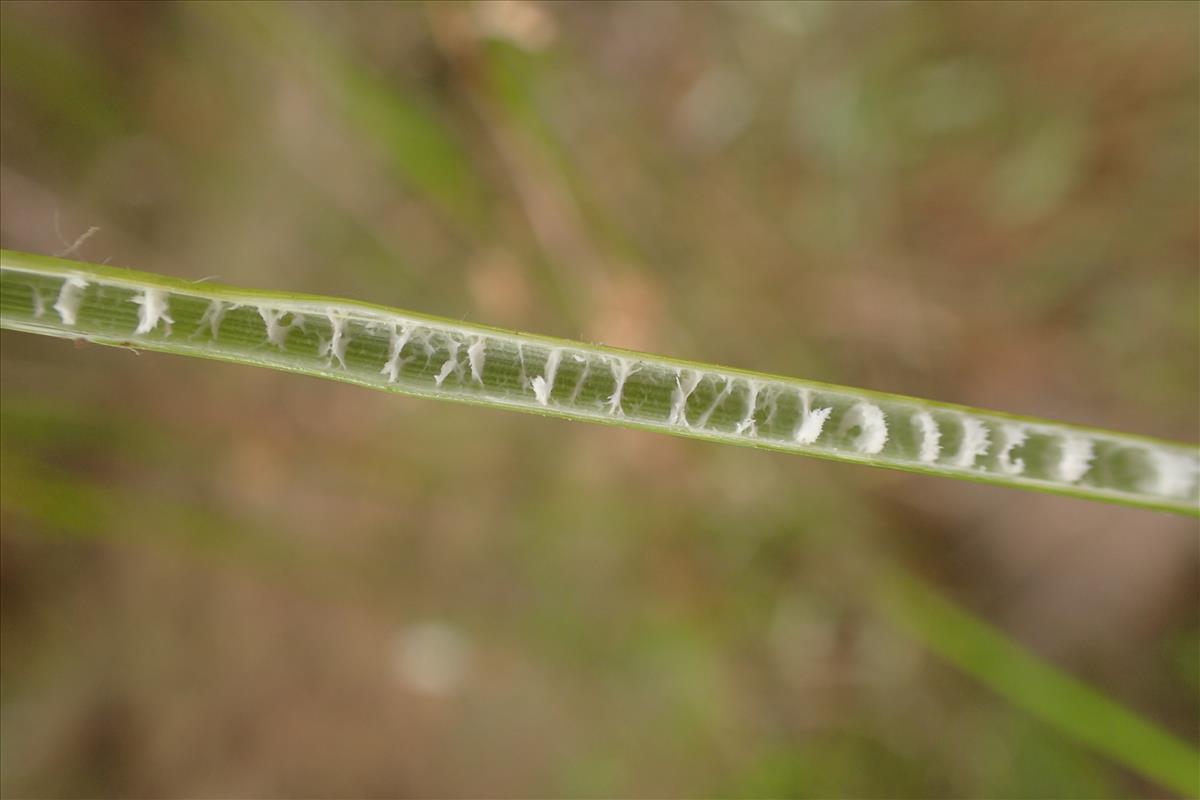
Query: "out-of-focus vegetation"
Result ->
[[0, 2, 1196, 797]]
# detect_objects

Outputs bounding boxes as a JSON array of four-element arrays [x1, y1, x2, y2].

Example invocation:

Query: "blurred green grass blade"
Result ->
[[223, 1, 487, 229], [883, 567, 1200, 797], [334, 56, 486, 228], [1, 248, 1197, 514]]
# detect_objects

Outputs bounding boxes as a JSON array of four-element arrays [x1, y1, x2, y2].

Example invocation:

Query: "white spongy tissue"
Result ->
[[911, 411, 941, 463], [995, 424, 1028, 475], [1056, 436, 1094, 483], [1144, 450, 1200, 499], [668, 370, 701, 427], [323, 313, 349, 368], [532, 348, 562, 406], [951, 416, 991, 468], [467, 337, 487, 384], [434, 338, 462, 386], [53, 276, 88, 325], [259, 308, 295, 349], [133, 288, 173, 335], [382, 324, 414, 383], [734, 380, 761, 435], [840, 402, 888, 455], [607, 357, 634, 416], [794, 406, 833, 445]]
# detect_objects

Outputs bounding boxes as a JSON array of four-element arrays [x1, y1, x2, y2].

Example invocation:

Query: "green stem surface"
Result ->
[[2, 249, 1197, 514]]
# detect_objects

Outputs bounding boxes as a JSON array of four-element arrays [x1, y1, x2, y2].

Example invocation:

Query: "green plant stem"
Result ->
[[1, 249, 1197, 514]]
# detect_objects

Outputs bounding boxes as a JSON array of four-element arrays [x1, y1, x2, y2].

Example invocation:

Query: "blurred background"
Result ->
[[1, 1, 1197, 797]]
